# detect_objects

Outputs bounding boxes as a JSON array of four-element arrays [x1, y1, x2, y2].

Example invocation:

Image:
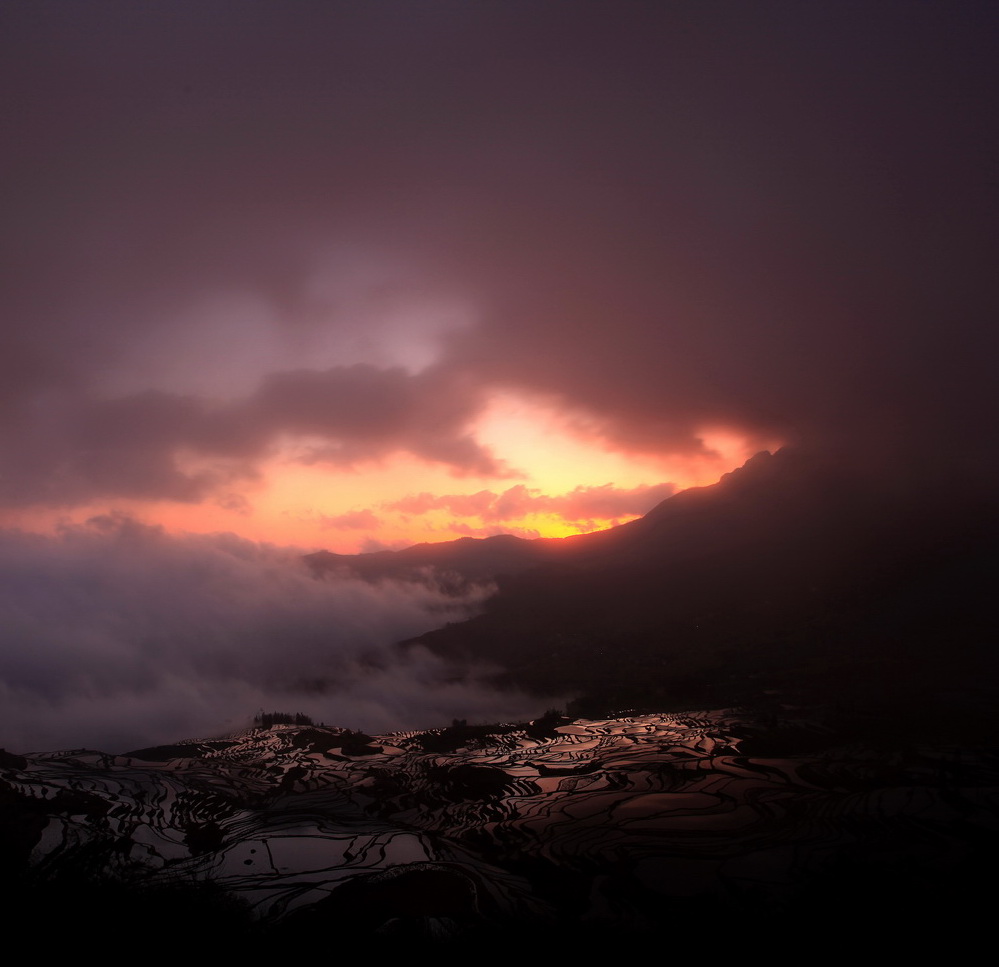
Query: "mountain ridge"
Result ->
[[301, 444, 999, 734], [303, 449, 792, 587], [380, 447, 999, 722]]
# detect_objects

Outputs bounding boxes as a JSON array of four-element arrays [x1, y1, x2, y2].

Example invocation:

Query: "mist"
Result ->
[[0, 515, 541, 754]]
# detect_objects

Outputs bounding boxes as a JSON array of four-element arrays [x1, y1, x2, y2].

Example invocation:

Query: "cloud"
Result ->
[[391, 490, 497, 518], [216, 492, 253, 515], [0, 365, 505, 507], [0, 517, 542, 753], [321, 508, 382, 530], [254, 365, 503, 475], [387, 482, 676, 525]]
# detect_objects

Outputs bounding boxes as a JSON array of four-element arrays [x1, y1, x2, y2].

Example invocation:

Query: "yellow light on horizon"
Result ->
[[0, 392, 774, 552]]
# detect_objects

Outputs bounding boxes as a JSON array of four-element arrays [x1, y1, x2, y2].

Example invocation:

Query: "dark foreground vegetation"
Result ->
[[253, 710, 315, 729]]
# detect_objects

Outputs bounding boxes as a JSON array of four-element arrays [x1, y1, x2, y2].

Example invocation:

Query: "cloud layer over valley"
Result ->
[[0, 517, 538, 753]]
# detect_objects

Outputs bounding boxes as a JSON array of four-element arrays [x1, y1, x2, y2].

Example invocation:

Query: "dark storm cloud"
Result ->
[[0, 365, 498, 506], [0, 516, 540, 753], [430, 4, 999, 483], [251, 364, 501, 474], [1, 1, 997, 507]]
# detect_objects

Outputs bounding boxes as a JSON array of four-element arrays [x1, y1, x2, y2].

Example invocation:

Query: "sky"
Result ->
[[2, 2, 997, 749]]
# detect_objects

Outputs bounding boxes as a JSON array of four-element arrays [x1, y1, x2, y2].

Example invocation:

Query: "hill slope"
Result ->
[[402, 449, 999, 725]]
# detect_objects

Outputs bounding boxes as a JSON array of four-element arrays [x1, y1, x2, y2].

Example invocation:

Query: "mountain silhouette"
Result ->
[[318, 448, 997, 735]]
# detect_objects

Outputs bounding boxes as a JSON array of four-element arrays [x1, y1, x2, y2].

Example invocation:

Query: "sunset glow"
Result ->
[[0, 393, 766, 551]]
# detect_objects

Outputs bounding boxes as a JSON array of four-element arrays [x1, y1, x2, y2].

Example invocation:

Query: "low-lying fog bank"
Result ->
[[0, 516, 543, 753]]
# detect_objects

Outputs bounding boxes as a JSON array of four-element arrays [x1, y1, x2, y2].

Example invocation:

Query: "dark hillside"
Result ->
[[407, 450, 999, 728], [305, 532, 564, 589]]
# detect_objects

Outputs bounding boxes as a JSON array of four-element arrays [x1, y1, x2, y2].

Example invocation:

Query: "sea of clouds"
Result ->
[[0, 515, 544, 754]]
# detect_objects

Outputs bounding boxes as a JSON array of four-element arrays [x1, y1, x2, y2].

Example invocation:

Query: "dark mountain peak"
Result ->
[[305, 530, 549, 587], [722, 446, 775, 478]]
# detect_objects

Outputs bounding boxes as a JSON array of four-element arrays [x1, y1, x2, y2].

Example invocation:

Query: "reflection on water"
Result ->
[[4, 708, 999, 941]]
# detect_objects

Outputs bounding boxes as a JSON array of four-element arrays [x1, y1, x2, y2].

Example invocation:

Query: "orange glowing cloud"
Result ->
[[0, 387, 773, 554], [386, 481, 676, 526]]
